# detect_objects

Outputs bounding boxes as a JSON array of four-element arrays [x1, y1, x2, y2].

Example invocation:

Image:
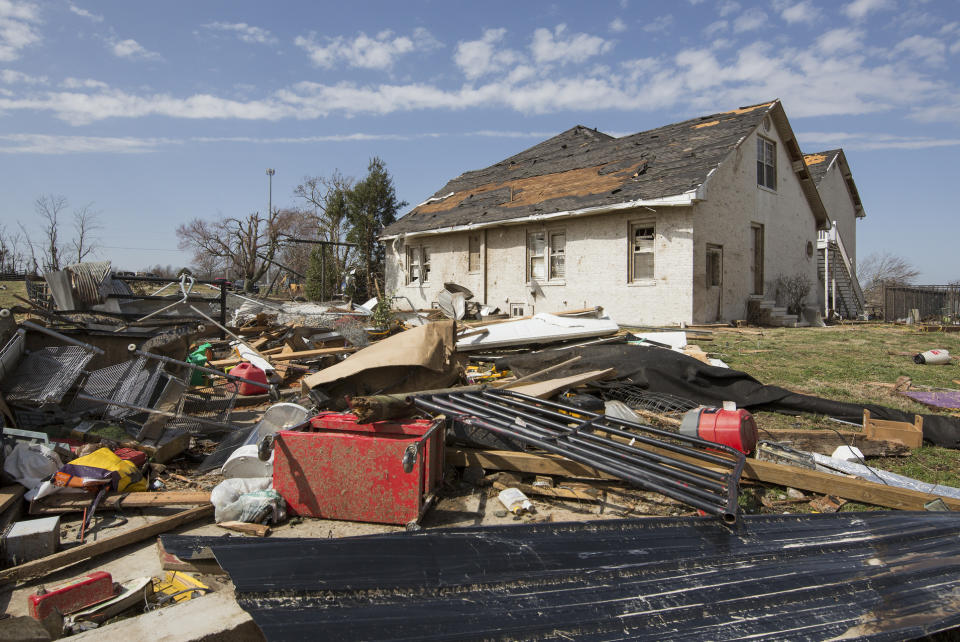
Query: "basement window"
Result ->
[[629, 221, 655, 283], [757, 136, 776, 190]]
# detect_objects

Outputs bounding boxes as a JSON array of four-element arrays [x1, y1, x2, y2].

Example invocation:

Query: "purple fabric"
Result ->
[[900, 390, 960, 409]]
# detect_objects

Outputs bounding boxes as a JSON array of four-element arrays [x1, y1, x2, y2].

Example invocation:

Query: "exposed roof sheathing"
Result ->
[[803, 148, 866, 218], [384, 101, 781, 236]]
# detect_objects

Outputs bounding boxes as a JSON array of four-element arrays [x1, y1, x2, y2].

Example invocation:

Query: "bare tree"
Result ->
[[25, 195, 101, 271], [34, 194, 67, 271], [70, 204, 102, 264], [295, 171, 354, 299], [176, 209, 298, 292], [858, 251, 920, 297], [0, 225, 29, 273]]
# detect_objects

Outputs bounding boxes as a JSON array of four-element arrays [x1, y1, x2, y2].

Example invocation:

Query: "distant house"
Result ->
[[381, 100, 864, 326], [804, 149, 867, 319]]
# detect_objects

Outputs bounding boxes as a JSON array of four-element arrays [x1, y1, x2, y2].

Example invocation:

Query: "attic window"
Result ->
[[757, 136, 776, 190]]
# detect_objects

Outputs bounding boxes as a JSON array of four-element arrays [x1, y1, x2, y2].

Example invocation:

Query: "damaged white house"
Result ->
[[381, 100, 865, 326]]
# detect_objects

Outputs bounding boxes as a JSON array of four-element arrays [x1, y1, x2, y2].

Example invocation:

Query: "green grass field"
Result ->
[[706, 324, 960, 488]]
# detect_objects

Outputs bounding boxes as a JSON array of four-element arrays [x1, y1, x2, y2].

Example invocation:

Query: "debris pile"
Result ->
[[2, 266, 960, 639]]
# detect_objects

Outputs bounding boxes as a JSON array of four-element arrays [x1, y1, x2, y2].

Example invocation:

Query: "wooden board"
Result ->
[[217, 521, 270, 537], [29, 491, 210, 515], [0, 485, 25, 514], [760, 429, 911, 457], [210, 345, 356, 367], [0, 504, 213, 584], [505, 368, 616, 399], [447, 448, 960, 512]]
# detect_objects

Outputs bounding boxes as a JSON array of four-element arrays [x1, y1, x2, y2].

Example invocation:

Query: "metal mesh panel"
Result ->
[[601, 384, 699, 416], [165, 383, 238, 434], [0, 345, 93, 404], [69, 356, 164, 419], [0, 330, 25, 385]]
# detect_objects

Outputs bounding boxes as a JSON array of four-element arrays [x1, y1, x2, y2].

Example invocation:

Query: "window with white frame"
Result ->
[[757, 136, 776, 190], [527, 229, 566, 283], [405, 245, 431, 285], [629, 221, 655, 282]]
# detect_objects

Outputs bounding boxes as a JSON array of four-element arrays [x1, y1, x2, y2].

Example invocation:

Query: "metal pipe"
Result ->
[[451, 392, 729, 493], [20, 320, 105, 355], [128, 347, 274, 391], [489, 388, 741, 468], [420, 395, 734, 520]]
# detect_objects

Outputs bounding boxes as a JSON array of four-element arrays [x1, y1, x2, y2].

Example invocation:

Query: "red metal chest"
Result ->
[[272, 413, 444, 526]]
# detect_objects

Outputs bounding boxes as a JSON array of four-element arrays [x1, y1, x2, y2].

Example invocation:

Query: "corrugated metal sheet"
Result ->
[[213, 512, 960, 641]]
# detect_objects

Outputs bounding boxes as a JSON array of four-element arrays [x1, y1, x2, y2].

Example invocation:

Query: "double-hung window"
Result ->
[[406, 246, 431, 284], [629, 221, 655, 282], [527, 230, 566, 282], [757, 136, 776, 190]]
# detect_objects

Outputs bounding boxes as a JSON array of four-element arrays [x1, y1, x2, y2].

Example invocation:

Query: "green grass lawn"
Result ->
[[0, 281, 27, 311], [704, 323, 960, 487]]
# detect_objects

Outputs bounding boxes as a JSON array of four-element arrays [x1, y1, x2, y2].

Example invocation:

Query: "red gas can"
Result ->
[[229, 362, 268, 395], [679, 407, 758, 454], [272, 413, 444, 526]]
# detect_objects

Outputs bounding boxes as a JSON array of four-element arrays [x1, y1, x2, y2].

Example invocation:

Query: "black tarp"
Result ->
[[213, 512, 960, 641], [504, 345, 960, 448]]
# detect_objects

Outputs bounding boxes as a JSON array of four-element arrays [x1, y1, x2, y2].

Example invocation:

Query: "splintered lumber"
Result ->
[[0, 504, 213, 584], [505, 368, 616, 399], [29, 491, 211, 515], [493, 356, 582, 388], [209, 345, 356, 367], [217, 521, 270, 537], [0, 485, 25, 514], [447, 448, 960, 512], [761, 429, 911, 457]]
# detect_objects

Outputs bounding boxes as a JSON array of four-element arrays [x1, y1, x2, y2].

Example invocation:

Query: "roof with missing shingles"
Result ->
[[382, 101, 778, 236], [802, 149, 841, 186]]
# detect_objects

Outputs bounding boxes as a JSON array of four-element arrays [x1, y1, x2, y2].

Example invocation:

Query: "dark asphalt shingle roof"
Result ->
[[802, 149, 841, 186], [383, 101, 777, 236]]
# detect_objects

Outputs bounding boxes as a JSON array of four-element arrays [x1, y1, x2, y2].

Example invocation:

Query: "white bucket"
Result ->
[[915, 349, 951, 365]]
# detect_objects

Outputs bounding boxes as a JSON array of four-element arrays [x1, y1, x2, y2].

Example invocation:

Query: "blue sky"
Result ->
[[0, 0, 958, 280]]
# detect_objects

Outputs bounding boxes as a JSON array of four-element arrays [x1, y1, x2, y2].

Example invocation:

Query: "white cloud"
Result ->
[[815, 28, 865, 55], [0, 0, 41, 62], [111, 38, 162, 61], [893, 35, 947, 65], [61, 77, 106, 89], [609, 18, 627, 33], [705, 20, 728, 38], [204, 22, 277, 45], [641, 15, 674, 34], [295, 28, 440, 70], [778, 1, 821, 24], [454, 29, 519, 80], [798, 130, 960, 150], [68, 4, 102, 22], [0, 133, 166, 154], [733, 9, 768, 33], [0, 20, 957, 129], [0, 67, 43, 83], [530, 24, 613, 65], [843, 0, 894, 20], [718, 1, 741, 17]]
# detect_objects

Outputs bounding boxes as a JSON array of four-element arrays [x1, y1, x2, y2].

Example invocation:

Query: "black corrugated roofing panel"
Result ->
[[214, 511, 960, 641]]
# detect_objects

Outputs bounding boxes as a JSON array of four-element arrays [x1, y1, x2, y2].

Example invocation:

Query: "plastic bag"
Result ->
[[211, 477, 285, 524], [3, 443, 62, 492]]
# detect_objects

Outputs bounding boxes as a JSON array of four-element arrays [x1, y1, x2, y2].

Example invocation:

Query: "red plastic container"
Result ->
[[113, 447, 146, 467], [229, 362, 268, 395], [272, 413, 443, 526], [679, 407, 758, 454], [29, 571, 114, 620]]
